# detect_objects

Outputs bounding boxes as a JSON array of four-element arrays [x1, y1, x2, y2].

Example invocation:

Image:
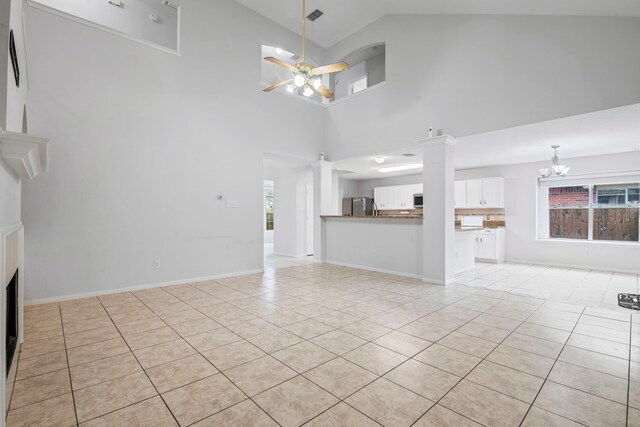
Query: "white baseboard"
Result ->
[[24, 268, 264, 306], [422, 276, 455, 286], [324, 260, 422, 280], [506, 258, 640, 275]]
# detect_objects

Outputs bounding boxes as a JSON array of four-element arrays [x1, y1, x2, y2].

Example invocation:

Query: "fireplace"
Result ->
[[6, 270, 18, 377]]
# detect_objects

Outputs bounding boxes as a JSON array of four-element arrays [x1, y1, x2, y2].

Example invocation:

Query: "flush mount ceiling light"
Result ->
[[539, 145, 570, 178], [378, 162, 423, 174], [375, 156, 385, 164], [262, 0, 350, 99]]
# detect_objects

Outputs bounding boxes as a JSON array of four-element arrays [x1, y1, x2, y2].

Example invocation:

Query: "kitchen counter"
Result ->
[[321, 215, 422, 220], [455, 226, 484, 232]]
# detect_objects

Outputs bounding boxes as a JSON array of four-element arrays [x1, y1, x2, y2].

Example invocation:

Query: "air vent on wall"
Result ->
[[307, 9, 324, 22]]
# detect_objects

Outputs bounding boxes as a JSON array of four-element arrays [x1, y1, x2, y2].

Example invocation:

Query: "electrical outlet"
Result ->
[[226, 200, 239, 208], [154, 259, 161, 269]]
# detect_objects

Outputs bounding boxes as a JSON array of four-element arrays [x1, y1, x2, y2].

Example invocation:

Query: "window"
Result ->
[[265, 187, 274, 231], [349, 75, 368, 95], [547, 182, 639, 242]]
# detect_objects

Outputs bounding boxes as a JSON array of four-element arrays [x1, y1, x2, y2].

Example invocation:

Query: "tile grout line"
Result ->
[[517, 305, 587, 427], [92, 296, 183, 427], [60, 304, 80, 427], [129, 289, 286, 427]]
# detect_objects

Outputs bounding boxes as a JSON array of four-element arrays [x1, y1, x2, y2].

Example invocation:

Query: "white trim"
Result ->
[[422, 276, 455, 286], [328, 81, 386, 107], [416, 135, 457, 147], [25, 0, 182, 56], [506, 258, 640, 275], [0, 127, 50, 180], [324, 260, 422, 280], [534, 238, 640, 248], [24, 268, 264, 305]]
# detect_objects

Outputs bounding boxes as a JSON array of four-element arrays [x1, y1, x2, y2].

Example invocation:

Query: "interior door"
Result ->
[[466, 179, 483, 208], [305, 183, 313, 255]]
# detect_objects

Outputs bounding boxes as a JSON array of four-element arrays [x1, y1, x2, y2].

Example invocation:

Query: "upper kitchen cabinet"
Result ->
[[374, 183, 422, 210], [463, 177, 504, 208], [454, 181, 467, 208]]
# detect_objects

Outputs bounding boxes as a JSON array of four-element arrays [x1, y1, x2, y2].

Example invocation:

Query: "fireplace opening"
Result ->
[[6, 270, 18, 377]]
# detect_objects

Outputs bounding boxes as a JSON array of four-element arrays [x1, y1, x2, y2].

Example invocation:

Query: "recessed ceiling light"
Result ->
[[377, 163, 423, 173], [374, 156, 385, 164]]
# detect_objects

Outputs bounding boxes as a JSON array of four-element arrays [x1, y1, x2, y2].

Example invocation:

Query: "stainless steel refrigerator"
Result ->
[[343, 197, 373, 216]]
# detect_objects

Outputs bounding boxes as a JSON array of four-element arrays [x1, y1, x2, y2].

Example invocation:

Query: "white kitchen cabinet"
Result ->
[[454, 181, 467, 208], [474, 228, 505, 263], [374, 187, 383, 209], [374, 183, 422, 210], [466, 179, 484, 208], [463, 177, 504, 209], [482, 177, 503, 208]]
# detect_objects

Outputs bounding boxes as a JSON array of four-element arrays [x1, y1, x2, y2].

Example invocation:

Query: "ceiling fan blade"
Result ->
[[317, 85, 334, 99], [263, 79, 293, 92], [264, 56, 299, 73], [310, 62, 350, 75]]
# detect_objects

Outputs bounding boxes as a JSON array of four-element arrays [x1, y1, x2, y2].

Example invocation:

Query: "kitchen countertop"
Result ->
[[455, 226, 484, 232], [321, 215, 423, 220]]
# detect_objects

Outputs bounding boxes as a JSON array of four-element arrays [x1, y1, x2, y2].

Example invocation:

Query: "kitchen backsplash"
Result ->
[[455, 208, 506, 227]]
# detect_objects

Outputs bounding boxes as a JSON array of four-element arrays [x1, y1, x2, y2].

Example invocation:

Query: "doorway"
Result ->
[[306, 183, 313, 256]]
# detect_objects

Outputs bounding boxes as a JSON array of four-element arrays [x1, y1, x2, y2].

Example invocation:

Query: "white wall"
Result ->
[[30, 0, 178, 50], [324, 15, 640, 160], [456, 151, 640, 273], [338, 176, 359, 198], [21, 0, 326, 301]]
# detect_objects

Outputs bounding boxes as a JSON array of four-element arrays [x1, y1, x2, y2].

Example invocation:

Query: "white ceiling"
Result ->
[[334, 103, 640, 179], [234, 0, 640, 48]]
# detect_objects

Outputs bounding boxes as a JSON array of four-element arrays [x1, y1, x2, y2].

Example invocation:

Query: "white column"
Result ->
[[418, 135, 457, 285], [312, 160, 333, 261]]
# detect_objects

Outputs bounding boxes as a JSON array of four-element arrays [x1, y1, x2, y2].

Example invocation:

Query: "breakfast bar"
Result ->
[[321, 215, 480, 280]]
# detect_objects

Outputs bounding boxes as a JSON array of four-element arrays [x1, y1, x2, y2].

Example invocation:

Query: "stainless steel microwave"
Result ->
[[413, 193, 423, 208]]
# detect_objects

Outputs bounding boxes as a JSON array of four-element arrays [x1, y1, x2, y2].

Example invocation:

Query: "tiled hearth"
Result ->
[[7, 263, 640, 426]]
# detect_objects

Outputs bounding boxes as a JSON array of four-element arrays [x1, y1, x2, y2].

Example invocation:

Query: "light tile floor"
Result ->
[[8, 262, 640, 426]]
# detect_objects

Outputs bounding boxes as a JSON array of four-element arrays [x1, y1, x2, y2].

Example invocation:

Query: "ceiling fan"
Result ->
[[262, 0, 350, 99]]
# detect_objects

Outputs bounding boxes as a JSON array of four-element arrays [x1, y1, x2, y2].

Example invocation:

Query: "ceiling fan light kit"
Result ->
[[262, 0, 350, 99]]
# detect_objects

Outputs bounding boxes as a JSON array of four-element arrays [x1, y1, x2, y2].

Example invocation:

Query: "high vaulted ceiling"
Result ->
[[234, 0, 640, 47]]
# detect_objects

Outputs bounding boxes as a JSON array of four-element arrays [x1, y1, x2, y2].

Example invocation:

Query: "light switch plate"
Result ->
[[226, 200, 239, 208]]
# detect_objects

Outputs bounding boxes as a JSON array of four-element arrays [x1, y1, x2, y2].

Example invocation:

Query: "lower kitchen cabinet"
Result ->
[[474, 228, 505, 263]]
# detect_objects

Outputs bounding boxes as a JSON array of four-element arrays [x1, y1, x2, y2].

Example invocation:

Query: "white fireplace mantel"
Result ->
[[0, 128, 50, 181]]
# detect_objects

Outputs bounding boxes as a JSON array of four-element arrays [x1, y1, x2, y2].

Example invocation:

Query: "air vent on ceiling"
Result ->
[[402, 153, 416, 158], [307, 9, 324, 22]]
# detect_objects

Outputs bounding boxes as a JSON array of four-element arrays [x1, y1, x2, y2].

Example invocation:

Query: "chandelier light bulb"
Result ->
[[286, 84, 295, 94], [312, 78, 322, 90], [375, 156, 385, 164], [275, 47, 284, 55], [303, 85, 313, 97], [293, 74, 305, 88]]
